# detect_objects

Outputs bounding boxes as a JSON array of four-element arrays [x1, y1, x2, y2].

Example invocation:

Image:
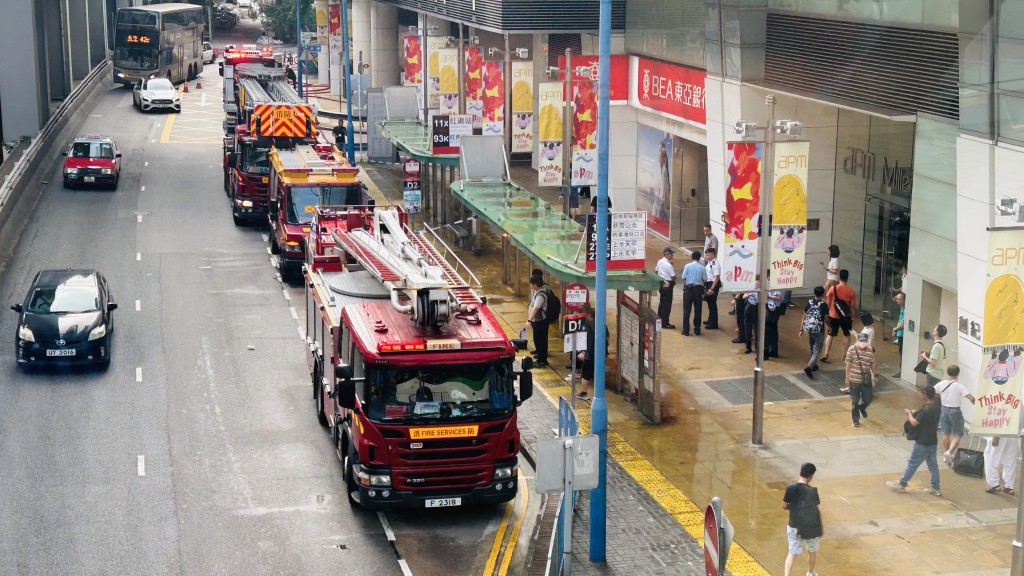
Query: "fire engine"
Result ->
[[303, 205, 533, 509], [269, 143, 366, 280], [222, 59, 316, 226]]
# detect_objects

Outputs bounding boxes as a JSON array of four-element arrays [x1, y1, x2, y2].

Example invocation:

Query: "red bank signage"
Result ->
[[557, 54, 630, 103], [631, 56, 706, 125]]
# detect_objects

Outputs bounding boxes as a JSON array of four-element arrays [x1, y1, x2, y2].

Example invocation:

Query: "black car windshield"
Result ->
[[286, 185, 362, 224], [363, 362, 515, 423], [28, 285, 100, 314]]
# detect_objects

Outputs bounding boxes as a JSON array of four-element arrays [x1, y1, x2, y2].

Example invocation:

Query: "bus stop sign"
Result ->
[[563, 282, 589, 312]]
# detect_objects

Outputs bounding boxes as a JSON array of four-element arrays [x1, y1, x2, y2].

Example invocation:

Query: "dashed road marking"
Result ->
[[378, 512, 396, 542], [144, 161, 149, 167], [135, 300, 141, 312], [137, 214, 143, 223], [136, 367, 142, 382], [137, 455, 145, 476], [398, 559, 413, 576], [282, 290, 291, 301], [289, 307, 298, 320], [136, 253, 142, 261], [141, 186, 145, 192]]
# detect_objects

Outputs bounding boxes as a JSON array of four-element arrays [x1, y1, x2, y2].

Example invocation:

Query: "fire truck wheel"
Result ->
[[270, 236, 280, 255], [343, 448, 358, 505]]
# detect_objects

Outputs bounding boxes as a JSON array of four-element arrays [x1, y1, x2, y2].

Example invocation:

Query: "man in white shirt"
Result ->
[[936, 365, 976, 467], [703, 247, 722, 329], [656, 247, 677, 329]]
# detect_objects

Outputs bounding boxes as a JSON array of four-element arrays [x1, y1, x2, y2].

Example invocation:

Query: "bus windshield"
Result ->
[[363, 363, 515, 423], [113, 30, 159, 70], [286, 185, 363, 224]]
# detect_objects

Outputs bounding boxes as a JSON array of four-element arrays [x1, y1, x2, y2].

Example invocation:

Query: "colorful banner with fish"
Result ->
[[973, 229, 1024, 436], [481, 62, 504, 136], [464, 46, 484, 128], [769, 141, 809, 290], [510, 61, 534, 153], [722, 142, 763, 292], [537, 82, 564, 187], [438, 48, 459, 114], [571, 80, 597, 186]]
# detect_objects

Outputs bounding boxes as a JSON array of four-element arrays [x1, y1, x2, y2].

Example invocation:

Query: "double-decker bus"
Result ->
[[113, 3, 205, 86]]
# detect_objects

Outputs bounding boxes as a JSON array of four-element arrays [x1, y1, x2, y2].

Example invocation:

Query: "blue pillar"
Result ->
[[296, 0, 303, 98], [341, 0, 355, 162], [589, 0, 611, 563]]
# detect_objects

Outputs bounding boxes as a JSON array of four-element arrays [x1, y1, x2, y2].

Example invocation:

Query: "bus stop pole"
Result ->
[[295, 0, 303, 98], [341, 0, 355, 163]]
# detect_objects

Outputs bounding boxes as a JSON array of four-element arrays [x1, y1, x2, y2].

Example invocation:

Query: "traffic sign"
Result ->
[[403, 159, 421, 176], [563, 313, 587, 353], [306, 44, 322, 53], [704, 497, 733, 576], [563, 283, 589, 311]]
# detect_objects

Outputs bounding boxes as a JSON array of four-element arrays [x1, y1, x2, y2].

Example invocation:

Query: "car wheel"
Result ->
[[112, 174, 119, 190], [270, 234, 280, 255]]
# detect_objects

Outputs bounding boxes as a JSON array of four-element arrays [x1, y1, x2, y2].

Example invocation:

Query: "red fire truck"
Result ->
[[222, 61, 316, 226], [269, 143, 366, 281], [303, 205, 533, 509]]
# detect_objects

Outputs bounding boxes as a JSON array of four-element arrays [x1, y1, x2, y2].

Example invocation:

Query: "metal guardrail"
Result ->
[[420, 222, 483, 290]]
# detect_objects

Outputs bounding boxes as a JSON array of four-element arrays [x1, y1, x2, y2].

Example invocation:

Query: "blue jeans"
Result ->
[[899, 442, 940, 490]]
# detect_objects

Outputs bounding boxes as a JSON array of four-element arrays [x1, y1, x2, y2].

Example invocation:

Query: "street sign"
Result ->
[[403, 178, 422, 214], [585, 211, 647, 272], [431, 114, 473, 154], [534, 434, 600, 492], [563, 313, 588, 353], [403, 158, 421, 176], [704, 497, 734, 576], [563, 282, 589, 311], [306, 44, 322, 53]]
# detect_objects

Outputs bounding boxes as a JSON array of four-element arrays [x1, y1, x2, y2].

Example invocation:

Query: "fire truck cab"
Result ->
[[304, 206, 533, 510], [269, 144, 365, 281]]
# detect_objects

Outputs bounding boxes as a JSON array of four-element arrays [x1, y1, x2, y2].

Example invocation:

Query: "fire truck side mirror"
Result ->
[[518, 371, 533, 403]]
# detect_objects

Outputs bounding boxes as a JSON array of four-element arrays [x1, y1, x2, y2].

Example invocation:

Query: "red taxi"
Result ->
[[62, 136, 121, 189]]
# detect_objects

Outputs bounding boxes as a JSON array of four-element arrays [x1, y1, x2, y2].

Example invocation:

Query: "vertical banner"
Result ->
[[537, 82, 564, 187], [973, 229, 1024, 436], [635, 125, 673, 238], [403, 35, 422, 87], [465, 46, 484, 128], [769, 141, 810, 289], [426, 37, 447, 111], [316, 0, 328, 44], [571, 80, 598, 186], [511, 61, 534, 153], [722, 142, 763, 292], [481, 61, 504, 136], [328, 4, 342, 55], [438, 48, 459, 114]]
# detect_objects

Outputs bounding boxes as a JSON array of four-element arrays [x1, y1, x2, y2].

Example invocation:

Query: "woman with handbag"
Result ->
[[844, 332, 876, 428]]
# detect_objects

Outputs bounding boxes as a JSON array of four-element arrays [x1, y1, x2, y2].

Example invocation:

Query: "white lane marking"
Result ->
[[297, 327, 305, 340], [378, 512, 396, 542], [136, 253, 141, 261], [137, 455, 145, 476], [144, 161, 149, 167], [136, 367, 143, 382], [282, 290, 291, 301], [398, 559, 413, 576], [137, 214, 143, 223], [150, 139, 155, 143], [289, 307, 298, 320], [266, 246, 271, 255], [135, 300, 141, 312], [141, 186, 146, 192], [261, 233, 269, 242]]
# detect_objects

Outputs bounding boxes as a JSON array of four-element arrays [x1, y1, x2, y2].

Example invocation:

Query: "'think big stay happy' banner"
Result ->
[[537, 82, 564, 188], [722, 142, 762, 292], [973, 229, 1024, 436], [769, 141, 809, 290]]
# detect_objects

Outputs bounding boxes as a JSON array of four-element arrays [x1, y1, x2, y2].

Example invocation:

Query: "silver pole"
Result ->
[[752, 94, 777, 446], [504, 33, 512, 155], [570, 332, 578, 410], [458, 26, 465, 115], [561, 48, 572, 216]]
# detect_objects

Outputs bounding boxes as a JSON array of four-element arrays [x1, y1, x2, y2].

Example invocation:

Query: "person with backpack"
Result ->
[[525, 275, 559, 367], [782, 462, 822, 576], [820, 269, 856, 363], [799, 286, 829, 379]]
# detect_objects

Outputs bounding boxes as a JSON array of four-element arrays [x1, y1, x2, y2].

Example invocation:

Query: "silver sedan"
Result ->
[[132, 77, 181, 113]]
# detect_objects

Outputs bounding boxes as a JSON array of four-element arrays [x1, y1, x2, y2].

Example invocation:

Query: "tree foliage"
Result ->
[[259, 0, 315, 43]]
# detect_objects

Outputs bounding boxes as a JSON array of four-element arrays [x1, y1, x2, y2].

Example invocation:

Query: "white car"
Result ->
[[203, 42, 215, 64], [132, 78, 181, 113]]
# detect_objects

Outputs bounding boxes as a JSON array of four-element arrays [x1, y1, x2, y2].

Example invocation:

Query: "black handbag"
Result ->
[[903, 418, 919, 441], [953, 437, 985, 477], [913, 358, 930, 374]]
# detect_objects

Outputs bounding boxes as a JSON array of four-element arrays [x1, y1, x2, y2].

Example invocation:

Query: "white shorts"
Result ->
[[787, 525, 820, 554]]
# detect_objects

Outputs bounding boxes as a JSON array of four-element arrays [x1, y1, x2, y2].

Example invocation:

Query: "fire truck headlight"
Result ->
[[494, 462, 518, 480], [283, 241, 302, 252], [65, 167, 78, 174], [355, 466, 391, 487], [234, 199, 253, 207]]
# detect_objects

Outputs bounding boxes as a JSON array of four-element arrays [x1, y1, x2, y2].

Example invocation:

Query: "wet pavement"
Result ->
[[315, 96, 1014, 576]]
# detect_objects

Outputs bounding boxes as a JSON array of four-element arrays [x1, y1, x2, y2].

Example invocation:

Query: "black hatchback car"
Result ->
[[11, 269, 117, 369]]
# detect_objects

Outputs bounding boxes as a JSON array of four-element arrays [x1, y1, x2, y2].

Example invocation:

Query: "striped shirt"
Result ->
[[844, 343, 875, 384]]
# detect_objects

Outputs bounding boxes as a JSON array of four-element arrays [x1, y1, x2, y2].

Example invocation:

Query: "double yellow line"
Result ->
[[481, 472, 529, 576]]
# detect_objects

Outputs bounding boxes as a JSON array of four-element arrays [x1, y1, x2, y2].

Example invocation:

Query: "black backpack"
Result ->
[[831, 285, 851, 319], [543, 288, 561, 321], [793, 484, 823, 539]]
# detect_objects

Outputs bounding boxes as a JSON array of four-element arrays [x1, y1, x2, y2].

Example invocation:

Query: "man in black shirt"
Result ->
[[782, 462, 821, 576], [888, 384, 942, 496], [332, 119, 347, 148]]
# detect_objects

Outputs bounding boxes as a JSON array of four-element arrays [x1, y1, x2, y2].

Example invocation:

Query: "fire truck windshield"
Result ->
[[364, 362, 515, 423], [242, 147, 269, 174], [287, 185, 364, 225]]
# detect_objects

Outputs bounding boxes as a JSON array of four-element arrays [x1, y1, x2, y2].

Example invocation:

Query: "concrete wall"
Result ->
[[0, 0, 44, 142], [89, 0, 108, 67], [69, 0, 91, 81]]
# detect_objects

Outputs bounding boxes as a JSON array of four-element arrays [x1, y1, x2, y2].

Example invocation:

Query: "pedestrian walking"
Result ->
[[680, 251, 707, 336], [820, 269, 856, 363], [702, 224, 718, 264], [844, 332, 876, 427], [936, 365, 976, 467], [332, 118, 347, 148], [703, 247, 721, 330], [919, 324, 947, 386], [656, 247, 677, 329], [525, 275, 552, 367], [984, 436, 1021, 495], [820, 244, 840, 291], [888, 384, 942, 496], [892, 292, 906, 378], [799, 286, 829, 379], [782, 462, 822, 576]]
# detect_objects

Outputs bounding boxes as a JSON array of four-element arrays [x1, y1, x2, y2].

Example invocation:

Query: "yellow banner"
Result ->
[[974, 229, 1024, 435], [511, 61, 533, 153], [437, 48, 459, 114], [537, 82, 564, 187], [426, 36, 447, 111], [409, 425, 480, 440], [769, 141, 809, 289]]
